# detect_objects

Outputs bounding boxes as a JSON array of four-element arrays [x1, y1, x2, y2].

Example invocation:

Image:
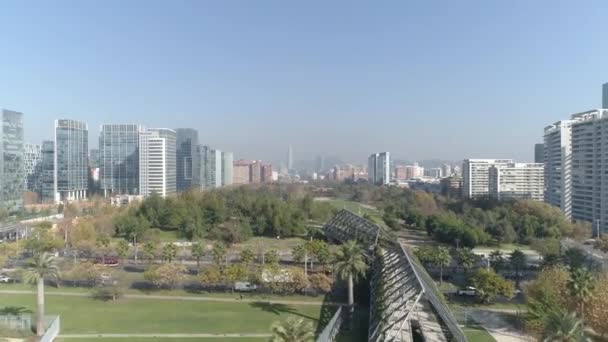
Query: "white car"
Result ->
[[0, 275, 13, 283], [457, 286, 477, 296]]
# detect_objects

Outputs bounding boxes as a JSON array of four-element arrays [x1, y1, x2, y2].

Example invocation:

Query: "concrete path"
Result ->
[[0, 289, 344, 306], [468, 309, 533, 342], [59, 333, 272, 339]]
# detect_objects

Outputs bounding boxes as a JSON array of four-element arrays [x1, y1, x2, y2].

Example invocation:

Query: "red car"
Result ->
[[95, 257, 119, 267]]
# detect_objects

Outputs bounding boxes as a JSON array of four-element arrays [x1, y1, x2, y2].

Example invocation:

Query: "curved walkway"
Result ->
[[0, 289, 344, 306]]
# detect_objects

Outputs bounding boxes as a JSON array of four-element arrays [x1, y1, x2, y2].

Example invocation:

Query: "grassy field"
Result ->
[[321, 198, 385, 226], [463, 328, 497, 342], [0, 283, 328, 303], [0, 294, 323, 335]]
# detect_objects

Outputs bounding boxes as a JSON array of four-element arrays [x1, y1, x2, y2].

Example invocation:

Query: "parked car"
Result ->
[[457, 286, 477, 296], [0, 274, 13, 283], [234, 282, 257, 292]]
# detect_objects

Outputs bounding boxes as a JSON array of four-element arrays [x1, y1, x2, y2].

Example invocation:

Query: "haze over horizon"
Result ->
[[2, 0, 608, 165]]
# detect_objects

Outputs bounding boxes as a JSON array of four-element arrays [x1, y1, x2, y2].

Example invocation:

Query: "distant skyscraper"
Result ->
[[38, 141, 55, 202], [534, 143, 545, 164], [176, 128, 199, 192], [24, 143, 42, 191], [262, 163, 273, 183], [54, 119, 88, 203], [287, 145, 293, 171], [89, 149, 100, 169], [0, 110, 25, 211], [139, 128, 176, 198], [196, 145, 222, 190], [99, 124, 142, 196], [603, 83, 608, 108], [250, 161, 262, 183], [441, 164, 452, 178], [368, 152, 391, 185], [462, 159, 512, 199], [233, 160, 251, 184], [315, 154, 325, 172], [221, 152, 234, 186]]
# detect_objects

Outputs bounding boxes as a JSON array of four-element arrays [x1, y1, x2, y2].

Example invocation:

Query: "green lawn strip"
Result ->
[[0, 294, 322, 335], [324, 199, 385, 225], [463, 328, 497, 342], [0, 283, 327, 303]]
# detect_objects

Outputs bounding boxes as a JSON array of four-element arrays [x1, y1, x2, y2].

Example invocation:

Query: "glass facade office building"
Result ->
[[0, 110, 25, 211], [99, 124, 142, 196], [176, 128, 198, 192], [37, 141, 55, 202], [54, 119, 88, 202], [139, 128, 176, 198], [196, 145, 222, 190]]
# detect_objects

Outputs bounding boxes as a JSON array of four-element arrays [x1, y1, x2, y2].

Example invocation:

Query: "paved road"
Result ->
[[59, 333, 272, 339], [0, 289, 344, 306]]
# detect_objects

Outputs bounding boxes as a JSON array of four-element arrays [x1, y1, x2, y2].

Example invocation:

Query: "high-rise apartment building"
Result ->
[[568, 110, 608, 231], [1, 110, 25, 211], [261, 163, 273, 183], [222, 152, 234, 186], [394, 165, 408, 180], [176, 129, 198, 192], [488, 163, 544, 201], [544, 120, 575, 218], [233, 160, 251, 185], [99, 124, 142, 196], [38, 141, 55, 202], [368, 152, 391, 185], [287, 145, 293, 171], [602, 82, 608, 108], [24, 143, 41, 192], [462, 159, 513, 199], [196, 145, 222, 190], [404, 163, 424, 179], [139, 128, 176, 198], [54, 119, 88, 203], [534, 143, 545, 164], [441, 164, 453, 178], [424, 168, 442, 178]]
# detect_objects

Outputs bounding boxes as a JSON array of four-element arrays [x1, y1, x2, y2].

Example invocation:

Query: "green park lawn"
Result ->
[[322, 198, 385, 225], [0, 283, 327, 303], [463, 328, 496, 342], [0, 294, 324, 335]]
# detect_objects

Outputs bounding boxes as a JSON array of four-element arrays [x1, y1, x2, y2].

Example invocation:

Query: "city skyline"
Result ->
[[4, 1, 607, 164]]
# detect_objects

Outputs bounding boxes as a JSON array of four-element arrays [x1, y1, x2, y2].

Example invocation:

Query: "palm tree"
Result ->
[[434, 247, 451, 286], [542, 310, 590, 342], [334, 240, 368, 313], [25, 252, 59, 336], [0, 306, 32, 316], [567, 268, 595, 326], [269, 317, 314, 342]]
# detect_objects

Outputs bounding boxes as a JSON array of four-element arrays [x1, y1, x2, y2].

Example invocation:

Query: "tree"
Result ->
[[469, 269, 514, 304], [509, 249, 527, 285], [567, 268, 595, 326], [239, 247, 255, 265], [456, 248, 478, 274], [270, 317, 314, 342], [143, 241, 158, 264], [334, 241, 368, 316], [489, 250, 506, 272], [0, 306, 32, 316], [524, 265, 572, 336], [594, 236, 608, 253], [25, 252, 59, 336], [115, 240, 129, 264], [199, 265, 224, 288], [161, 243, 177, 263], [585, 273, 608, 337], [114, 212, 150, 262], [143, 263, 186, 289], [95, 234, 111, 264], [309, 273, 333, 292], [191, 241, 205, 268], [542, 310, 590, 342], [435, 246, 451, 286], [265, 249, 280, 266], [212, 243, 227, 266], [562, 248, 587, 270], [224, 263, 248, 285]]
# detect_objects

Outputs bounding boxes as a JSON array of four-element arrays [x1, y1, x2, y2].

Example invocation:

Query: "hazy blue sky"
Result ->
[[2, 0, 608, 165]]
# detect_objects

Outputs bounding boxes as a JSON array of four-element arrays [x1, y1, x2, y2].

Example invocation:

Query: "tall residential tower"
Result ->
[[0, 110, 25, 211]]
